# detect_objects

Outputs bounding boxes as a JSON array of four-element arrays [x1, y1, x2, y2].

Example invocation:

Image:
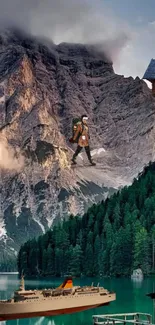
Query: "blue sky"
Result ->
[[101, 0, 155, 84], [103, 0, 155, 25]]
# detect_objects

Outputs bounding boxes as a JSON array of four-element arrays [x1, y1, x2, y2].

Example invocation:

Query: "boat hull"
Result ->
[[0, 293, 115, 321], [0, 302, 110, 321]]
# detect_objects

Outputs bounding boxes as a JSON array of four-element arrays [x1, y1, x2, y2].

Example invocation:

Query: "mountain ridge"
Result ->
[[0, 29, 155, 263]]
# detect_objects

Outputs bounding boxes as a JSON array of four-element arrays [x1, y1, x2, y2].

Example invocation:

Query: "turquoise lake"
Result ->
[[0, 275, 155, 325]]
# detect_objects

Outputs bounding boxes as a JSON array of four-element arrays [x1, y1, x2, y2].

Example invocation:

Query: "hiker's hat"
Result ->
[[81, 114, 88, 120]]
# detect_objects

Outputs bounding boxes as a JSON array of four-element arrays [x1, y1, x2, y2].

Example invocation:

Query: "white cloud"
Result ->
[[0, 0, 131, 63]]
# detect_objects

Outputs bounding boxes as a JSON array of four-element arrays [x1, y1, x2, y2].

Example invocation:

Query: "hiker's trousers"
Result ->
[[73, 145, 92, 161]]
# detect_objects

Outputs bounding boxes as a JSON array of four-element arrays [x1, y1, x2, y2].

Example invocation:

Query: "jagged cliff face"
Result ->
[[0, 29, 155, 257]]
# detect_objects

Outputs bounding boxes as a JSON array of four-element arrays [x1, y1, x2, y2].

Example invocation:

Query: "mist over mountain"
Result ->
[[0, 0, 131, 62]]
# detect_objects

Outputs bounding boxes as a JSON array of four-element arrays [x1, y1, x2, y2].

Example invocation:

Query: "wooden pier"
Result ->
[[93, 313, 153, 325]]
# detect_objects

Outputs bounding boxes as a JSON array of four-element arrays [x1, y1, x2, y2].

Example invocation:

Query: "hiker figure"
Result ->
[[69, 114, 96, 166]]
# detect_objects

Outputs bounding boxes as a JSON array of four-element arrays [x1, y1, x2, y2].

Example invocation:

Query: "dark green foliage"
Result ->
[[18, 161, 155, 277]]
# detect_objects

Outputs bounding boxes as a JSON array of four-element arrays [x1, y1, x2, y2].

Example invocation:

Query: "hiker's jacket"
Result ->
[[73, 122, 89, 147]]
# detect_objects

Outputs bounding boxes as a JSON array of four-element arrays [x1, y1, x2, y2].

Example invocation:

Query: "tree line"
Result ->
[[17, 161, 155, 277]]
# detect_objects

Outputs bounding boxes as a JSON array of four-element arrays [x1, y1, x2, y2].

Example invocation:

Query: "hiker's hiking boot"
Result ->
[[71, 158, 96, 166], [71, 158, 77, 165], [89, 160, 96, 166]]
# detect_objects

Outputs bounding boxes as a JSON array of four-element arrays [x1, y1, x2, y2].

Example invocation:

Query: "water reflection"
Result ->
[[6, 318, 55, 325], [131, 278, 143, 289], [0, 275, 18, 300]]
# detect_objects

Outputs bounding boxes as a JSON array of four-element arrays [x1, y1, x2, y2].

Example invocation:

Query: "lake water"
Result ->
[[0, 275, 155, 325]]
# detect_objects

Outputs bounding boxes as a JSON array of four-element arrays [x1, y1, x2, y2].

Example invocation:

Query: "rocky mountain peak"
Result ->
[[0, 29, 155, 260]]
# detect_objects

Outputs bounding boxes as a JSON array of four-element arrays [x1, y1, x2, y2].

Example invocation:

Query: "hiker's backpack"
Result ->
[[72, 118, 83, 143]]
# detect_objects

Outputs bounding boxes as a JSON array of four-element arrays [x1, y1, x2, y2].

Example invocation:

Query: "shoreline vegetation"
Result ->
[[17, 161, 155, 278], [18, 273, 155, 280]]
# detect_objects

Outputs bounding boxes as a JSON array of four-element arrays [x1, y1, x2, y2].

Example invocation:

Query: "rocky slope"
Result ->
[[0, 29, 155, 258]]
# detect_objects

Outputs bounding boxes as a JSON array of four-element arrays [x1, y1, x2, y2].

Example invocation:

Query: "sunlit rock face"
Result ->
[[0, 29, 155, 257]]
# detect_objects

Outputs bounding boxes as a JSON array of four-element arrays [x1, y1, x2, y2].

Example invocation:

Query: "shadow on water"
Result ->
[[0, 275, 155, 325]]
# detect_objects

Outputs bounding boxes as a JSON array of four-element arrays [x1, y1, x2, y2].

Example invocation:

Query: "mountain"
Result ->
[[18, 161, 155, 277], [0, 29, 155, 262]]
